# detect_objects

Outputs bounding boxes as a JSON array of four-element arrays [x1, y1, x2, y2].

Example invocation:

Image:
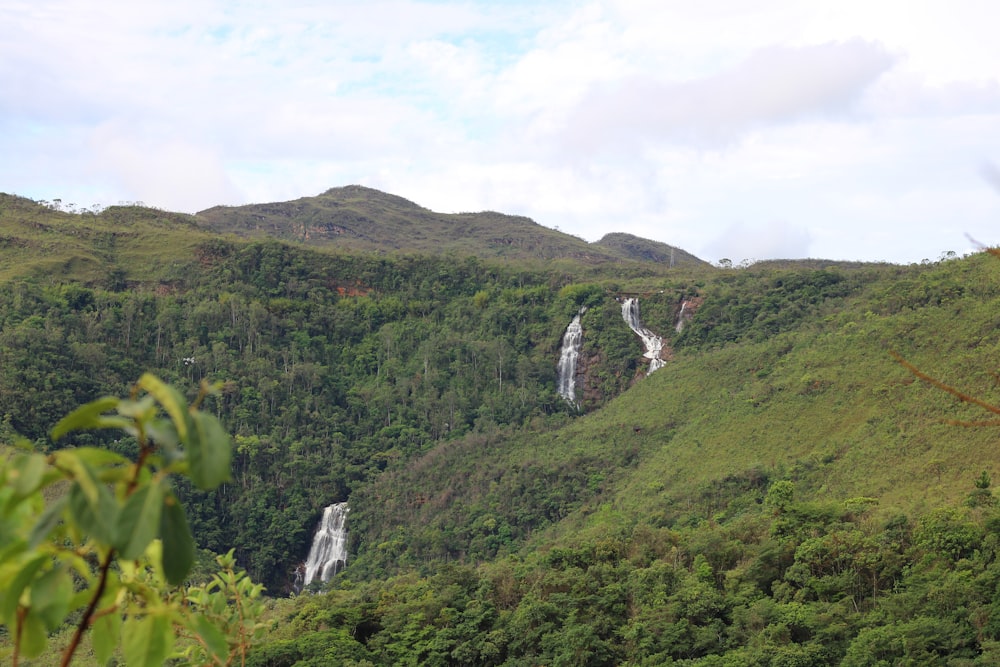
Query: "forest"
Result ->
[[2, 192, 1000, 664]]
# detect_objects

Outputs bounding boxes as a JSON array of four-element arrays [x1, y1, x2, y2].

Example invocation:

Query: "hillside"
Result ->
[[0, 193, 210, 285], [593, 231, 706, 267], [0, 188, 711, 282], [352, 255, 999, 568], [280, 253, 1000, 665], [3, 190, 1000, 664], [195, 185, 712, 266]]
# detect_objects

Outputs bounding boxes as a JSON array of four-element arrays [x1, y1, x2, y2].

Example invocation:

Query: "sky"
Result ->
[[3, 1, 1000, 264]]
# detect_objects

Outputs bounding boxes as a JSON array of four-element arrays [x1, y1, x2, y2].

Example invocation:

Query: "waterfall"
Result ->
[[621, 298, 666, 374], [557, 308, 585, 406], [302, 502, 349, 588], [675, 300, 689, 333]]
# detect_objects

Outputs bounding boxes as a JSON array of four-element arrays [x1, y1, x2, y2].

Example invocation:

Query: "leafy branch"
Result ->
[[0, 373, 263, 666]]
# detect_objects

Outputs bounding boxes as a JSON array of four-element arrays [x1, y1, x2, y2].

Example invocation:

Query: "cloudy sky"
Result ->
[[3, 0, 999, 264]]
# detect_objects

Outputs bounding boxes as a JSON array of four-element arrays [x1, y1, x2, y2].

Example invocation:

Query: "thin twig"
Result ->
[[62, 423, 149, 665], [945, 419, 1000, 427], [14, 606, 26, 667], [60, 548, 115, 667], [889, 350, 1000, 417]]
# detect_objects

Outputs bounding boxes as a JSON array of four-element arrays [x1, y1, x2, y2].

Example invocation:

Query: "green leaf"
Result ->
[[138, 373, 191, 442], [146, 418, 182, 464], [28, 495, 68, 548], [93, 415, 139, 435], [192, 613, 230, 662], [29, 565, 73, 631], [11, 452, 47, 499], [20, 609, 48, 658], [52, 451, 100, 505], [0, 540, 28, 568], [115, 395, 157, 420], [123, 614, 173, 667], [50, 396, 120, 440], [115, 482, 164, 560], [186, 411, 232, 490], [71, 447, 131, 468], [92, 611, 122, 666], [0, 554, 45, 624], [68, 481, 118, 546], [159, 491, 195, 586]]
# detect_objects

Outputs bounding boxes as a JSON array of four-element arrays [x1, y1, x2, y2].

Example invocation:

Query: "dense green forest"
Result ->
[[0, 238, 661, 589], [3, 190, 1000, 664]]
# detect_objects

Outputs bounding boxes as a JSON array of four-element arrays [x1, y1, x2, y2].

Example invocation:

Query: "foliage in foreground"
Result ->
[[0, 375, 264, 666]]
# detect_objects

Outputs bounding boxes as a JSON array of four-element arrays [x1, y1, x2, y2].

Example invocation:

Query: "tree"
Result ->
[[0, 374, 264, 666]]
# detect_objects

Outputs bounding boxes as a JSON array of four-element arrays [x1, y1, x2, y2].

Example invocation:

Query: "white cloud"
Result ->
[[863, 72, 1000, 118], [89, 123, 243, 211], [555, 40, 894, 155], [705, 220, 812, 263], [980, 161, 1000, 196], [3, 0, 1000, 262]]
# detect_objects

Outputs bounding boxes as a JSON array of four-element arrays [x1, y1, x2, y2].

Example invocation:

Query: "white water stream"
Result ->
[[621, 298, 665, 374], [556, 309, 585, 406], [303, 502, 349, 587], [675, 300, 689, 333]]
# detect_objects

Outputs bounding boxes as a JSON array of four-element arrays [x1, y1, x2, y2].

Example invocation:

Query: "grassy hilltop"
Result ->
[[195, 185, 709, 267]]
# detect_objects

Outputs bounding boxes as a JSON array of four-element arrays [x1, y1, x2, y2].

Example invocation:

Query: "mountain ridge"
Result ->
[[195, 185, 711, 267]]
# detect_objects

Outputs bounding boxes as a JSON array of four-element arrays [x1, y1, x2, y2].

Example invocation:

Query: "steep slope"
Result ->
[[349, 253, 1000, 572]]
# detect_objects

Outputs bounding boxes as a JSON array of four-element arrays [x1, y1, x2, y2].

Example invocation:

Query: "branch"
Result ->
[[890, 350, 1000, 418], [63, 424, 146, 665], [14, 606, 26, 667], [60, 548, 115, 667], [945, 419, 1000, 427]]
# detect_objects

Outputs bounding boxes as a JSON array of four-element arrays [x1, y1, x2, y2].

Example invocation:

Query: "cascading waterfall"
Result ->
[[302, 502, 349, 588], [556, 308, 586, 406], [621, 298, 666, 374], [675, 300, 689, 333]]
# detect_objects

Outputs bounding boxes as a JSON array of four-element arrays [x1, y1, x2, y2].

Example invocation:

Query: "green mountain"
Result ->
[[593, 231, 706, 267], [356, 257, 997, 568], [195, 185, 711, 266], [3, 188, 1000, 664], [0, 193, 210, 285]]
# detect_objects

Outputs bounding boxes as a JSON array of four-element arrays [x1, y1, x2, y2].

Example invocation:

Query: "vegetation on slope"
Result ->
[[350, 255, 998, 573], [244, 253, 1000, 666], [593, 232, 707, 268], [0, 225, 671, 590], [195, 185, 711, 266], [3, 188, 999, 664], [253, 484, 1000, 665], [0, 194, 209, 286]]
